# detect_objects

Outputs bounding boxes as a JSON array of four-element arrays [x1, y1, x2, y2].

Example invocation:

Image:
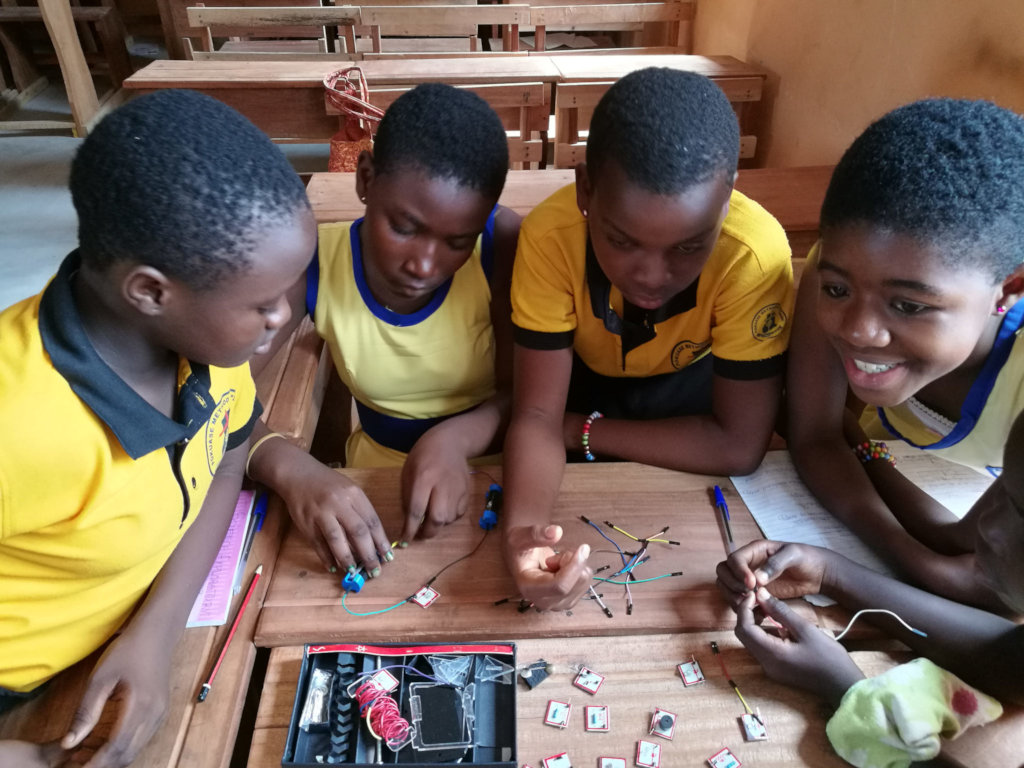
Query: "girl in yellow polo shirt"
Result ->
[[248, 84, 520, 572], [787, 98, 1024, 610], [502, 68, 795, 610]]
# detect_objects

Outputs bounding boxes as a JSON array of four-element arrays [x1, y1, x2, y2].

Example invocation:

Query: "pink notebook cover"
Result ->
[[186, 490, 255, 627]]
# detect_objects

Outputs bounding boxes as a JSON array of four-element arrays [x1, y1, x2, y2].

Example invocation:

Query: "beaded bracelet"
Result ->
[[582, 411, 604, 462], [853, 439, 896, 467]]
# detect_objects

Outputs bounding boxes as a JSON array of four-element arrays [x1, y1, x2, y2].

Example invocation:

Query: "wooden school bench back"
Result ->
[[180, 2, 529, 61], [526, 0, 694, 54]]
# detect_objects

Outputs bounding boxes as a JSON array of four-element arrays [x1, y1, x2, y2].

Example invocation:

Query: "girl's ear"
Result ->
[[575, 163, 591, 218], [355, 150, 375, 203], [122, 265, 175, 317], [995, 264, 1024, 314]]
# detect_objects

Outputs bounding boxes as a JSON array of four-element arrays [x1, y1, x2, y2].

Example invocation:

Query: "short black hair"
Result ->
[[586, 67, 739, 195], [372, 83, 508, 200], [70, 89, 309, 289], [821, 98, 1024, 281]]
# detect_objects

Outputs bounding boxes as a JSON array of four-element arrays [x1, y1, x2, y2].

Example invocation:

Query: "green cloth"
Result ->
[[826, 658, 1002, 768]]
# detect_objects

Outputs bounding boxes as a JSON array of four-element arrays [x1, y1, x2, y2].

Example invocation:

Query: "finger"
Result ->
[[754, 587, 812, 639], [343, 491, 391, 573], [754, 544, 802, 587], [531, 523, 562, 549], [548, 544, 593, 605], [82, 703, 161, 768], [306, 526, 340, 573], [317, 516, 356, 574], [402, 479, 430, 545], [715, 558, 751, 597], [62, 676, 117, 749]]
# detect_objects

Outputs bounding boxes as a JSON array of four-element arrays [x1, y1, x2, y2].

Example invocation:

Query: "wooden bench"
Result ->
[[180, 3, 530, 61], [550, 53, 767, 167], [306, 166, 832, 267], [0, 0, 131, 136], [527, 1, 693, 53]]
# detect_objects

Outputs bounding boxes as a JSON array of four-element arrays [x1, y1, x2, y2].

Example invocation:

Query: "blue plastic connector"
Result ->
[[342, 570, 365, 593], [479, 483, 503, 530]]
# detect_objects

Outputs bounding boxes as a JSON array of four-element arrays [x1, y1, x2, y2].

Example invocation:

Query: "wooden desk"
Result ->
[[306, 166, 832, 260], [245, 634, 1024, 768], [123, 57, 560, 141], [255, 463, 771, 648]]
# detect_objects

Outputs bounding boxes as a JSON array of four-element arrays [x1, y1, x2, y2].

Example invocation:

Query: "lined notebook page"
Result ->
[[186, 489, 255, 628]]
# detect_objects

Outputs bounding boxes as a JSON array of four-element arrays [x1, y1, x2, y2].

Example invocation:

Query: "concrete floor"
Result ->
[[0, 48, 330, 311]]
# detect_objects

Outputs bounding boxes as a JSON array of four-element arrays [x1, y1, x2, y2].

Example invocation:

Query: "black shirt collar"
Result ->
[[38, 251, 215, 459], [585, 238, 699, 367]]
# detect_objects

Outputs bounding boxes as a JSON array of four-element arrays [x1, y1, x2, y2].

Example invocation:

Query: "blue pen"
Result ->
[[713, 485, 734, 546], [253, 491, 269, 532]]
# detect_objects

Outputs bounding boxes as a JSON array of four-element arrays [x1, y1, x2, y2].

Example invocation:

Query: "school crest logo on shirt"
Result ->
[[205, 389, 237, 474], [751, 304, 786, 341], [671, 339, 711, 369]]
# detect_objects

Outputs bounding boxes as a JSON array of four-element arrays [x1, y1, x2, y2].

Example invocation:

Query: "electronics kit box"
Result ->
[[283, 642, 517, 767]]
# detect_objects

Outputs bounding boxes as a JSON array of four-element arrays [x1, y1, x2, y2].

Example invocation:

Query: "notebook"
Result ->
[[186, 489, 256, 628]]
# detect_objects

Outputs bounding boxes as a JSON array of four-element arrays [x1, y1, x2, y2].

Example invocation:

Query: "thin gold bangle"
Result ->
[[246, 432, 286, 478]]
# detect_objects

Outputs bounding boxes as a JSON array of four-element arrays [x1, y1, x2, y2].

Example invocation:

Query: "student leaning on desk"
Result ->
[[717, 407, 1024, 768], [501, 68, 794, 611], [786, 98, 1024, 611], [0, 91, 314, 768]]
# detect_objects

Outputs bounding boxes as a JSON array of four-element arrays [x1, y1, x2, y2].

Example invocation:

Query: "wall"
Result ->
[[695, 0, 1024, 167]]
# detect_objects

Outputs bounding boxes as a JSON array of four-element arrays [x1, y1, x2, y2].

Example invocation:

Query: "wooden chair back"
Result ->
[[527, 1, 693, 53]]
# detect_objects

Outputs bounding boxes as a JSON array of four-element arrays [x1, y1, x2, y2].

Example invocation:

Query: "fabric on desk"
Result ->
[[826, 658, 1002, 768]]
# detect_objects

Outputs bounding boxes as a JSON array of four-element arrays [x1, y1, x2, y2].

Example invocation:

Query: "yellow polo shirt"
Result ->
[[511, 183, 793, 381], [0, 252, 261, 692]]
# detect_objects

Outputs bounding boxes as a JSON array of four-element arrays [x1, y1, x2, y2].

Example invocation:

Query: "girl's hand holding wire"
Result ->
[[736, 588, 865, 706], [716, 540, 834, 609], [504, 524, 593, 611]]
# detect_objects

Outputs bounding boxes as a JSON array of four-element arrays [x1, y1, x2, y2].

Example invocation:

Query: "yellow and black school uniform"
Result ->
[[0, 252, 260, 694], [511, 184, 794, 418], [309, 212, 497, 467], [861, 300, 1024, 477]]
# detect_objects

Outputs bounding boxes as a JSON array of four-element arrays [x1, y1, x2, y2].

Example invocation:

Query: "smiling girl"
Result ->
[[787, 98, 1024, 609]]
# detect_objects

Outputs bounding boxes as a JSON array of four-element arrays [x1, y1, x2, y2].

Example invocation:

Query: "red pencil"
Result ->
[[197, 564, 262, 702]]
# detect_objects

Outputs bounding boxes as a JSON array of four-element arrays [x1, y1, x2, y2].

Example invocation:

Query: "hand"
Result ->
[[400, 435, 470, 543], [0, 741, 66, 768], [275, 458, 392, 574], [735, 588, 865, 706], [60, 632, 171, 768], [504, 524, 593, 611], [561, 412, 586, 453], [716, 540, 833, 609]]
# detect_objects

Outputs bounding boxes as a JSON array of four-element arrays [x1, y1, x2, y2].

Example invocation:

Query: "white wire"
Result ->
[[834, 608, 928, 641]]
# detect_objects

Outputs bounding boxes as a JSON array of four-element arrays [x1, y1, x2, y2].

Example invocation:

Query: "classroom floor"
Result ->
[[0, 42, 331, 312]]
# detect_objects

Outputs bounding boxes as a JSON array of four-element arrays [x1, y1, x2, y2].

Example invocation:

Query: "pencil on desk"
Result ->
[[198, 564, 262, 702]]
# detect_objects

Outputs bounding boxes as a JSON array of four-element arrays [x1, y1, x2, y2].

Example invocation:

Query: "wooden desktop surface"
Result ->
[[254, 463, 772, 648], [245, 633, 1024, 768], [550, 53, 766, 83], [124, 56, 561, 89]]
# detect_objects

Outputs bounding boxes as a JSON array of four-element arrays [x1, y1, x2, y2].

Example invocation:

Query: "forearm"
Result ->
[[862, 459, 968, 553], [825, 553, 1024, 703], [420, 391, 510, 460], [582, 412, 770, 476], [122, 446, 246, 651], [504, 410, 565, 531]]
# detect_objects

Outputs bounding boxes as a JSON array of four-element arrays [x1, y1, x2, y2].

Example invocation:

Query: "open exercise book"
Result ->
[[731, 443, 995, 589], [186, 489, 256, 627]]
